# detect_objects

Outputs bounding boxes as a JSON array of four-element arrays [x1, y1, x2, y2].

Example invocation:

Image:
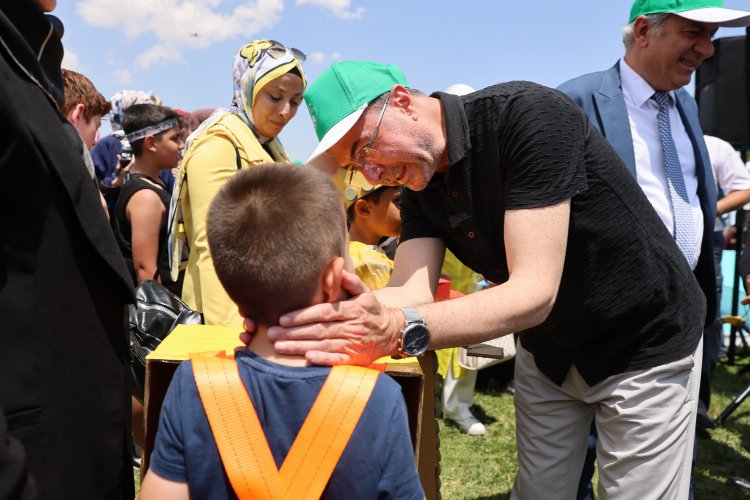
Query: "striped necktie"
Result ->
[[651, 91, 695, 264]]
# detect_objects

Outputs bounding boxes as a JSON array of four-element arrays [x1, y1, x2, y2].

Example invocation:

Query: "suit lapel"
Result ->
[[593, 64, 637, 175], [675, 90, 717, 223]]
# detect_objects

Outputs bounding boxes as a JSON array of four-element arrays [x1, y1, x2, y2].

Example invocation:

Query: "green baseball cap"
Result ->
[[304, 61, 408, 172], [629, 0, 750, 26]]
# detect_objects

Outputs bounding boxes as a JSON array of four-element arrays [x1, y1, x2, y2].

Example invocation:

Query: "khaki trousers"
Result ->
[[511, 338, 702, 500]]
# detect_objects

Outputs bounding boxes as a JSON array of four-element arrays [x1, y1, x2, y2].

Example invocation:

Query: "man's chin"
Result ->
[[405, 179, 429, 191]]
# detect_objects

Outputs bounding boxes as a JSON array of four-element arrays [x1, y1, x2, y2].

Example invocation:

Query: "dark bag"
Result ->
[[129, 279, 203, 402]]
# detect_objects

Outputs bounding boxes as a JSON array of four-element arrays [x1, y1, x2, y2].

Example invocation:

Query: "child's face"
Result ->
[[367, 187, 402, 238], [153, 127, 185, 169], [79, 114, 102, 150]]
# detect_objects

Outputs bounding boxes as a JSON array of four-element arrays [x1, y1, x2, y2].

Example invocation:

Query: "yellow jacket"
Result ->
[[179, 113, 290, 326], [349, 241, 394, 291]]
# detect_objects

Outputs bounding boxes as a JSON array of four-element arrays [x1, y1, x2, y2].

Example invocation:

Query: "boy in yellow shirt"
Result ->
[[338, 169, 402, 290]]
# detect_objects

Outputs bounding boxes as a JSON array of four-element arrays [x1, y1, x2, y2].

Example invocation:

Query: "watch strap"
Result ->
[[400, 307, 424, 325]]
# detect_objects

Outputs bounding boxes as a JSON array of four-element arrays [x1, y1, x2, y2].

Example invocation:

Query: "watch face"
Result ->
[[403, 324, 430, 356]]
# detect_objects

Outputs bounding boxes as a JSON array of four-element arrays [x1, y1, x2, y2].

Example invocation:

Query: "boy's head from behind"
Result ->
[[122, 104, 183, 166], [60, 69, 111, 149], [207, 163, 348, 325]]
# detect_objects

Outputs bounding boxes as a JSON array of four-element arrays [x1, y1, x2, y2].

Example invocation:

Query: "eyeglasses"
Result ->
[[345, 93, 390, 183], [264, 40, 306, 63]]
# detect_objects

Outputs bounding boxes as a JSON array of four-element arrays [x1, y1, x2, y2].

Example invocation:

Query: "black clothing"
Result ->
[[114, 173, 177, 292], [400, 82, 705, 386], [0, 407, 34, 500], [0, 2, 135, 498]]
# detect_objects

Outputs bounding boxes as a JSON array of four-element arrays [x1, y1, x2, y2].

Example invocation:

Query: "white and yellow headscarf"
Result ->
[[187, 40, 306, 147]]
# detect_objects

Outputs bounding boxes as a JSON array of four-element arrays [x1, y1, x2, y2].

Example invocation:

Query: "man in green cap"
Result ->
[[560, 1, 750, 496], [239, 57, 714, 497]]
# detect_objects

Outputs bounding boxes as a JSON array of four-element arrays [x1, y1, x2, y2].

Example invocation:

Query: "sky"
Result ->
[[54, 0, 750, 162]]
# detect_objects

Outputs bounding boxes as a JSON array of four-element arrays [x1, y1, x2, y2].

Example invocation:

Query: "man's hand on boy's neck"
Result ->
[[244, 325, 309, 367], [242, 255, 349, 367]]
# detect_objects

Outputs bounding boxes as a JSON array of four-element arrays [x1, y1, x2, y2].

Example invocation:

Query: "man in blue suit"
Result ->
[[560, 0, 750, 496]]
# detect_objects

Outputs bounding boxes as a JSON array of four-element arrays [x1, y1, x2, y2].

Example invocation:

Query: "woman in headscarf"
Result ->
[[170, 40, 306, 326]]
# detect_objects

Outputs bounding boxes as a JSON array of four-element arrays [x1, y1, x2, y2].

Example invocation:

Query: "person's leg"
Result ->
[[442, 364, 485, 435], [511, 343, 593, 500], [595, 339, 702, 499]]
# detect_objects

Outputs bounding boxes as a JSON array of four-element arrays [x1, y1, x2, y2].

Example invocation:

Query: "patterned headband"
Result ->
[[125, 118, 180, 143]]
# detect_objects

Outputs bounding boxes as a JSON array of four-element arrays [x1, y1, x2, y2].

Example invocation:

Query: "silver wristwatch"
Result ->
[[394, 307, 430, 358]]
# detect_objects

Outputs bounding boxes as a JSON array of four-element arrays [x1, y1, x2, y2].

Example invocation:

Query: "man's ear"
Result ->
[[353, 198, 371, 219], [68, 103, 85, 126], [321, 256, 345, 303], [390, 84, 416, 116], [632, 16, 652, 47]]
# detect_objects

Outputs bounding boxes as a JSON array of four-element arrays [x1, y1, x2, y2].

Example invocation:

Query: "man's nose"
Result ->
[[359, 164, 384, 185], [695, 34, 715, 58]]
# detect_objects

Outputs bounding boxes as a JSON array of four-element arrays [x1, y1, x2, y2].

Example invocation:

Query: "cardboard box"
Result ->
[[141, 325, 440, 499]]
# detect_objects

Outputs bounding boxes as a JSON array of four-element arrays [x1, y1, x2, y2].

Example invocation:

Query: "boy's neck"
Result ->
[[129, 157, 162, 180], [348, 223, 380, 246], [246, 325, 308, 367]]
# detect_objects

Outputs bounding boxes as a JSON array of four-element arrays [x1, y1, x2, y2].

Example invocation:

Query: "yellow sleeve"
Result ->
[[349, 242, 394, 291], [180, 120, 274, 327]]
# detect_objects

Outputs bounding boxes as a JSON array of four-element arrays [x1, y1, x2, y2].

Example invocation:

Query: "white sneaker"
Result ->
[[452, 415, 486, 436]]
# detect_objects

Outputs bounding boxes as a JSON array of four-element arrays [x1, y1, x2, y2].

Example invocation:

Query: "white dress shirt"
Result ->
[[620, 59, 703, 270], [704, 134, 750, 230]]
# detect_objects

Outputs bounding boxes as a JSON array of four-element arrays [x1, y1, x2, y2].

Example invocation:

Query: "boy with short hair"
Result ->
[[60, 68, 111, 150], [61, 68, 112, 216], [140, 163, 423, 500], [339, 169, 402, 290], [113, 104, 183, 289], [114, 103, 184, 451]]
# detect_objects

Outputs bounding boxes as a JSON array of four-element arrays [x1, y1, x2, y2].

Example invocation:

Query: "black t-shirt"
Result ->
[[400, 82, 705, 386]]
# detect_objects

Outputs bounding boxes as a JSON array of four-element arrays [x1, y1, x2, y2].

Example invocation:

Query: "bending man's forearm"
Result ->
[[378, 273, 556, 351]]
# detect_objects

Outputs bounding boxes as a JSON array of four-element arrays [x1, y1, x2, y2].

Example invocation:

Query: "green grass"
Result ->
[[693, 361, 750, 498], [438, 387, 516, 499], [438, 361, 750, 499]]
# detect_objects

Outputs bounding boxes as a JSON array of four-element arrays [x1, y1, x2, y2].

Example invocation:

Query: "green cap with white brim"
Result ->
[[304, 61, 408, 173], [629, 0, 750, 27]]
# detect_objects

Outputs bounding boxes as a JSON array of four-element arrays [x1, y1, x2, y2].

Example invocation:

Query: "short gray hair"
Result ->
[[622, 13, 671, 48]]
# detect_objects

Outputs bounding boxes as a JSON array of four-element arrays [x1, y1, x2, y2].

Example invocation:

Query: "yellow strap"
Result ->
[[191, 354, 379, 500], [280, 365, 379, 497], [192, 355, 282, 499]]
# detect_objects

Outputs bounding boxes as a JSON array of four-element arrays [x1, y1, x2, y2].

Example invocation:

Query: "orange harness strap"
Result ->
[[192, 354, 379, 500]]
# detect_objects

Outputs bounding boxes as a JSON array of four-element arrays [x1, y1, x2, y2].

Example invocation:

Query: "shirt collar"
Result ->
[[426, 91, 475, 222], [431, 91, 471, 167], [619, 58, 676, 109]]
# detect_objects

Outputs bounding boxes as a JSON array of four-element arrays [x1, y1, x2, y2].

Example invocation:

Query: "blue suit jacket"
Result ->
[[559, 62, 717, 326]]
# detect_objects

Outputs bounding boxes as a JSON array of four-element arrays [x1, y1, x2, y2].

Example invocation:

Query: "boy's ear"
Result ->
[[143, 135, 157, 152], [353, 198, 371, 219], [68, 103, 85, 125], [321, 256, 345, 303]]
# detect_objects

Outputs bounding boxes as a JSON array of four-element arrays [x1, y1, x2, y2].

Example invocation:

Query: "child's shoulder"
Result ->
[[368, 370, 405, 406]]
